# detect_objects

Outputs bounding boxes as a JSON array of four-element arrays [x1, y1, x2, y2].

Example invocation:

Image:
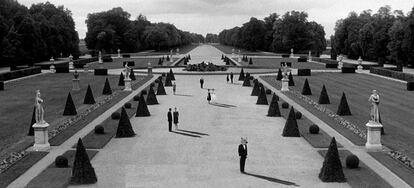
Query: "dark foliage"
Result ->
[[136, 94, 150, 117], [295, 111, 302, 119], [83, 85, 96, 104], [94, 125, 105, 134], [301, 78, 312, 95], [239, 68, 245, 81], [169, 69, 175, 80], [267, 95, 281, 117], [116, 107, 136, 137], [281, 102, 289, 109], [118, 72, 125, 86], [309, 124, 320, 134], [251, 81, 260, 96], [282, 107, 300, 137], [165, 73, 172, 86], [242, 75, 251, 86], [288, 72, 294, 86], [318, 85, 330, 104], [129, 68, 136, 80], [345, 155, 359, 169], [28, 106, 35, 136], [276, 68, 283, 80], [94, 69, 108, 75], [124, 102, 132, 109], [111, 112, 121, 119], [146, 86, 159, 105], [156, 78, 167, 95], [297, 69, 311, 76], [70, 138, 97, 184], [319, 137, 346, 182], [63, 92, 77, 116], [55, 155, 68, 168], [102, 78, 112, 95], [256, 85, 268, 105], [337, 92, 352, 115]]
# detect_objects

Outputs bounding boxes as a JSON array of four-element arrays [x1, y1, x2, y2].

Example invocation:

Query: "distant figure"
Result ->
[[167, 108, 172, 132], [368, 90, 380, 123], [173, 107, 179, 130], [35, 90, 45, 124], [230, 72, 234, 83], [207, 89, 211, 104], [226, 74, 229, 83], [172, 82, 176, 95], [211, 88, 217, 103], [200, 77, 204, 88], [238, 137, 248, 173]]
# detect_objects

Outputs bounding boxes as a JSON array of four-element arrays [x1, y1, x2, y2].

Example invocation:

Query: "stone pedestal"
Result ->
[[83, 65, 89, 73], [365, 121, 383, 151], [33, 122, 50, 151], [50, 64, 56, 73], [238, 56, 241, 63], [281, 78, 289, 91], [357, 65, 363, 73], [69, 62, 74, 70], [337, 61, 343, 70], [99, 57, 103, 64], [147, 64, 152, 76], [72, 79, 80, 91], [124, 78, 132, 91]]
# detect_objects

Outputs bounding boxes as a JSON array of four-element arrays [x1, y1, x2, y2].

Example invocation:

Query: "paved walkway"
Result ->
[[187, 45, 225, 65]]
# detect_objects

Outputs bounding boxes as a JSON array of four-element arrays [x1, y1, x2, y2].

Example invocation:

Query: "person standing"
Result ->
[[238, 137, 248, 173], [200, 77, 204, 88], [211, 88, 216, 103], [226, 74, 229, 83], [230, 72, 234, 84], [172, 82, 176, 95], [173, 107, 179, 130], [167, 108, 172, 132], [207, 89, 211, 104]]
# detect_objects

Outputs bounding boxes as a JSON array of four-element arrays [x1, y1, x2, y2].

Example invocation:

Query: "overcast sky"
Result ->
[[19, 0, 413, 39]]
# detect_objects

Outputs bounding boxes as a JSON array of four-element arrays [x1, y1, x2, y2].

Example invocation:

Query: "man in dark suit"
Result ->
[[238, 137, 248, 173], [230, 72, 234, 83], [167, 108, 172, 132]]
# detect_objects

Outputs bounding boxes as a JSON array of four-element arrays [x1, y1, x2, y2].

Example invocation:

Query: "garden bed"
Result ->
[[235, 57, 326, 69]]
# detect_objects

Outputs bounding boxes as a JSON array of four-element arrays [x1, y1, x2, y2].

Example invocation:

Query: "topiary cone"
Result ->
[[28, 106, 35, 136], [256, 85, 268, 105], [276, 68, 283, 81], [156, 78, 167, 95], [282, 107, 300, 137], [118, 72, 125, 86], [337, 92, 351, 115], [288, 72, 295, 86], [146, 86, 159, 105], [136, 94, 150, 117], [63, 92, 77, 116], [267, 95, 281, 117], [102, 78, 112, 95], [251, 81, 260, 96], [129, 68, 136, 80], [239, 68, 245, 81], [242, 75, 251, 87], [318, 85, 330, 104], [249, 58, 253, 65], [70, 138, 97, 185], [83, 85, 95, 104], [319, 137, 346, 182], [165, 73, 172, 87], [301, 78, 312, 95], [116, 107, 136, 137], [169, 69, 175, 80]]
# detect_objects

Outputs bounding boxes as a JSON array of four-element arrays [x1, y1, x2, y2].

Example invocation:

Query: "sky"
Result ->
[[19, 0, 413, 39]]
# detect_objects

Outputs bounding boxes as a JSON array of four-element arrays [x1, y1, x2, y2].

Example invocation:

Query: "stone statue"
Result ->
[[35, 90, 45, 124], [368, 90, 380, 123], [282, 63, 289, 79], [124, 64, 130, 79], [73, 70, 79, 79]]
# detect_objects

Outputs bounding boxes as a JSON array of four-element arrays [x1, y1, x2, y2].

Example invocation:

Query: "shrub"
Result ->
[[286, 62, 292, 67], [63, 92, 77, 116], [94, 125, 105, 134], [288, 72, 295, 86], [346, 154, 359, 169], [161, 73, 166, 77], [341, 67, 355, 73], [55, 67, 69, 73], [122, 54, 130, 58], [407, 82, 414, 91], [94, 68, 108, 75], [55, 155, 68, 168], [337, 92, 352, 116], [309, 124, 319, 134], [70, 138, 97, 184], [256, 86, 268, 105], [102, 55, 112, 62], [319, 137, 346, 182], [266, 89, 271, 94], [250, 76, 254, 80], [124, 102, 132, 109], [83, 85, 96, 104], [118, 72, 125, 86], [102, 78, 112, 95], [122, 61, 135, 67], [318, 85, 331, 104], [133, 94, 140, 101], [150, 83, 155, 87], [111, 112, 121, 119], [281, 54, 289, 58], [238, 68, 245, 81], [141, 90, 147, 95], [370, 67, 414, 82], [295, 111, 302, 119], [282, 107, 300, 137], [281, 102, 289, 108], [298, 57, 307, 62], [297, 69, 311, 76], [155, 79, 160, 83], [0, 81, 3, 90], [276, 68, 283, 80], [325, 63, 338, 68], [301, 78, 312, 95]]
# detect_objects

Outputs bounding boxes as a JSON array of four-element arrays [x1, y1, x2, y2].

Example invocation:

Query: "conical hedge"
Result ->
[[301, 78, 312, 95], [318, 85, 330, 104], [129, 68, 136, 80], [249, 58, 253, 65], [136, 94, 150, 117], [83, 85, 95, 104], [276, 68, 283, 80], [242, 75, 251, 87], [337, 92, 351, 115], [116, 107, 136, 137], [251, 80, 260, 96], [319, 137, 346, 182], [146, 86, 159, 105], [118, 72, 125, 86], [282, 107, 300, 137], [239, 68, 245, 81], [256, 84, 268, 105], [156, 78, 167, 95], [267, 94, 281, 117], [102, 78, 112, 95], [28, 106, 35, 136], [70, 138, 97, 185], [288, 72, 295, 86], [63, 92, 77, 116], [169, 69, 175, 80], [165, 73, 172, 87]]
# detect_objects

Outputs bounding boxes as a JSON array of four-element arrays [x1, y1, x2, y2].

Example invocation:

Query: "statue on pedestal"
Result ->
[[124, 64, 130, 79], [35, 90, 45, 124], [368, 90, 380, 123], [73, 70, 79, 79]]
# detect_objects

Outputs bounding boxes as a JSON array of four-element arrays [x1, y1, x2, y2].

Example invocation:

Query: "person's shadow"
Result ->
[[244, 172, 299, 186]]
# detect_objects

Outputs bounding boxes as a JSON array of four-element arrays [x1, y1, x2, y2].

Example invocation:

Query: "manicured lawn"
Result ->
[[88, 57, 178, 69], [261, 72, 414, 160], [237, 57, 327, 69], [126, 43, 199, 56], [211, 44, 278, 55]]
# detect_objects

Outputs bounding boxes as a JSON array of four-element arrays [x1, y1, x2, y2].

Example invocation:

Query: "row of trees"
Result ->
[[218, 11, 327, 55], [332, 6, 414, 67], [0, 0, 80, 67], [85, 7, 204, 53], [205, 33, 219, 43]]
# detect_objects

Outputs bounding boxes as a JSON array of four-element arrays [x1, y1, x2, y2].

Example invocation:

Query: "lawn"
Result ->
[[211, 44, 278, 55], [260, 72, 414, 160], [236, 57, 327, 69], [88, 57, 178, 69], [125, 43, 199, 56]]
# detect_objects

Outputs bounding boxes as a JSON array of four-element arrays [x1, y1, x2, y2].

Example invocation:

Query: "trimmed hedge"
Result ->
[[55, 156, 69, 168], [297, 69, 311, 76], [309, 124, 320, 134], [55, 67, 69, 73], [102, 55, 112, 62], [73, 57, 98, 68], [298, 57, 307, 62], [94, 125, 105, 134], [0, 81, 3, 90], [281, 102, 289, 109], [370, 67, 414, 82], [313, 57, 338, 65], [281, 54, 289, 58], [122, 54, 131, 58], [111, 112, 121, 119], [346, 155, 359, 169], [341, 67, 355, 73], [325, 63, 338, 68], [408, 82, 414, 91], [0, 66, 41, 81], [123, 61, 135, 67], [124, 102, 132, 109], [94, 69, 108, 75]]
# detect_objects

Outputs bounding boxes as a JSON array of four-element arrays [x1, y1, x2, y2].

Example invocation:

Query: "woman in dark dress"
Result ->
[[207, 89, 211, 104], [173, 107, 179, 129]]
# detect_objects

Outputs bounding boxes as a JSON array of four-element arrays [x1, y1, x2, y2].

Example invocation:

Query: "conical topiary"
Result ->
[[242, 75, 251, 87], [70, 138, 97, 185], [239, 68, 245, 81], [301, 78, 312, 95], [251, 81, 260, 96], [156, 78, 167, 95], [319, 137, 346, 182], [337, 92, 351, 115], [116, 107, 136, 137], [129, 68, 136, 80], [169, 69, 175, 80], [63, 92, 77, 116], [256, 84, 268, 105], [282, 107, 300, 137], [102, 78, 112, 95], [318, 85, 330, 104], [28, 106, 35, 136], [165, 73, 172, 87], [249, 58, 253, 65], [146, 86, 159, 105], [83, 85, 95, 104], [288, 72, 295, 86], [118, 72, 125, 86], [276, 68, 283, 80], [136, 94, 150, 117], [267, 94, 281, 117]]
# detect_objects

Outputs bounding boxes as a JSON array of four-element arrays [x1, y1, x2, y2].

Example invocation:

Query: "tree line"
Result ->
[[331, 6, 414, 67], [0, 0, 79, 67], [218, 11, 327, 56], [85, 7, 204, 54]]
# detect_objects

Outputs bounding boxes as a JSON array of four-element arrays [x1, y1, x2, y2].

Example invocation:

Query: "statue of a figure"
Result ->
[[282, 63, 289, 79], [35, 90, 45, 124], [124, 64, 130, 79], [368, 90, 380, 123], [73, 70, 79, 79]]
